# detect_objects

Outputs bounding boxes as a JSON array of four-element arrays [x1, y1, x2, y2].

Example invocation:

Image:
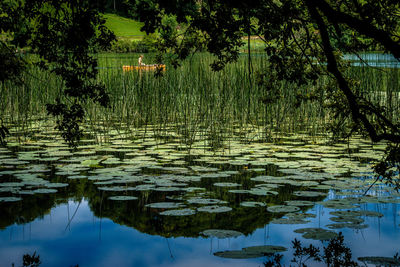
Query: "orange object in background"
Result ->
[[122, 64, 166, 71]]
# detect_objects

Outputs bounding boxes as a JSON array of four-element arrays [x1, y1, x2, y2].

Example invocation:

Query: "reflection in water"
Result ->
[[1, 196, 399, 266], [1, 134, 400, 266]]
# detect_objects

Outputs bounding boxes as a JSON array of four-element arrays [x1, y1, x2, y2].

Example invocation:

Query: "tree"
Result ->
[[0, 0, 115, 147], [130, 0, 400, 188]]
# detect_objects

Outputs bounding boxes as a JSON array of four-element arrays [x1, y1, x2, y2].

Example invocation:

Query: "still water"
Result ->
[[1, 129, 400, 266]]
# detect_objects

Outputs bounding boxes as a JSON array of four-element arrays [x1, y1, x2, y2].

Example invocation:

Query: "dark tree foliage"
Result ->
[[22, 252, 41, 267], [264, 233, 359, 266], [131, 0, 400, 186], [0, 0, 115, 147]]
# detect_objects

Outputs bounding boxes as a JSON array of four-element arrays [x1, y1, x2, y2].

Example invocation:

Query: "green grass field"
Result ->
[[103, 13, 145, 38]]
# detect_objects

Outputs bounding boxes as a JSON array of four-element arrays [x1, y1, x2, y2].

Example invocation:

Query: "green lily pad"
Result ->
[[213, 182, 241, 187], [294, 228, 338, 241], [330, 210, 384, 218], [249, 188, 278, 196], [159, 208, 196, 216], [293, 191, 327, 197], [187, 198, 227, 205], [213, 250, 263, 259], [108, 196, 138, 201], [98, 186, 134, 191], [0, 197, 22, 202], [326, 223, 368, 230], [67, 175, 88, 179], [197, 205, 232, 213], [228, 189, 250, 194], [153, 186, 184, 192], [267, 205, 300, 213], [214, 245, 287, 259], [243, 245, 287, 254], [240, 201, 266, 207], [330, 216, 364, 224], [145, 202, 185, 209], [201, 229, 243, 239], [317, 199, 358, 209], [45, 183, 69, 188], [271, 218, 310, 224], [357, 256, 400, 266], [285, 200, 314, 206], [0, 182, 23, 187], [34, 188, 58, 194]]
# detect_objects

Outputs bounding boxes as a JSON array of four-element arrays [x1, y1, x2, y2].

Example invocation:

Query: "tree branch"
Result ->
[[309, 0, 400, 59], [305, 0, 400, 144]]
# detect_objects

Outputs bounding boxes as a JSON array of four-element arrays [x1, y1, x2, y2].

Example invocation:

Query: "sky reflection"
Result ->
[[1, 199, 399, 266]]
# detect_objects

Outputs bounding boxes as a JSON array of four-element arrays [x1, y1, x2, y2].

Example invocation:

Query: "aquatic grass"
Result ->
[[1, 53, 399, 149]]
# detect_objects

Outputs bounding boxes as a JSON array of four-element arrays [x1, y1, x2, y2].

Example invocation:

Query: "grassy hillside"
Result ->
[[103, 13, 145, 38]]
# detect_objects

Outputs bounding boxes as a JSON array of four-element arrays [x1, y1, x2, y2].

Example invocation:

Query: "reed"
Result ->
[[1, 52, 398, 148]]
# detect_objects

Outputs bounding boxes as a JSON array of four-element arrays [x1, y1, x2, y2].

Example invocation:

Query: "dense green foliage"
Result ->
[[128, 0, 400, 187], [0, 0, 115, 146], [130, 0, 400, 143]]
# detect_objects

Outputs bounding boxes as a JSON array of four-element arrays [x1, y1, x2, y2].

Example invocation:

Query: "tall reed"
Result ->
[[1, 52, 398, 148]]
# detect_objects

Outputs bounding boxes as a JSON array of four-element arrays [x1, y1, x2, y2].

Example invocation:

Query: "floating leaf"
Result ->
[[201, 229, 243, 239], [145, 202, 185, 209], [357, 256, 400, 266], [0, 197, 22, 202], [293, 191, 327, 197], [285, 200, 314, 206], [271, 218, 310, 224], [240, 201, 266, 207], [267, 205, 300, 213], [213, 182, 241, 187], [159, 208, 196, 216], [108, 196, 138, 201], [197, 205, 232, 213], [243, 245, 287, 254], [213, 250, 262, 259], [187, 198, 227, 205], [294, 228, 338, 240], [34, 188, 58, 194]]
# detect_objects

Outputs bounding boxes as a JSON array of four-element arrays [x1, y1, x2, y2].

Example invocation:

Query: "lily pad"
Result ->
[[357, 256, 400, 266], [45, 183, 69, 188], [159, 208, 196, 216], [187, 198, 227, 205], [240, 201, 266, 207], [294, 228, 338, 240], [271, 218, 310, 224], [243, 245, 287, 254], [326, 223, 368, 230], [317, 199, 358, 209], [201, 229, 243, 239], [267, 205, 300, 213], [145, 202, 185, 209], [214, 245, 287, 259], [0, 197, 22, 202], [197, 205, 232, 213], [213, 250, 263, 259], [330, 210, 384, 218], [213, 182, 241, 187], [293, 191, 327, 197], [108, 196, 138, 201], [285, 200, 314, 206], [34, 188, 58, 194]]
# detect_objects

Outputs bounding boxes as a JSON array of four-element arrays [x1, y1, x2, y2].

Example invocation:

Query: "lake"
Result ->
[[0, 125, 399, 266], [0, 53, 399, 266]]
